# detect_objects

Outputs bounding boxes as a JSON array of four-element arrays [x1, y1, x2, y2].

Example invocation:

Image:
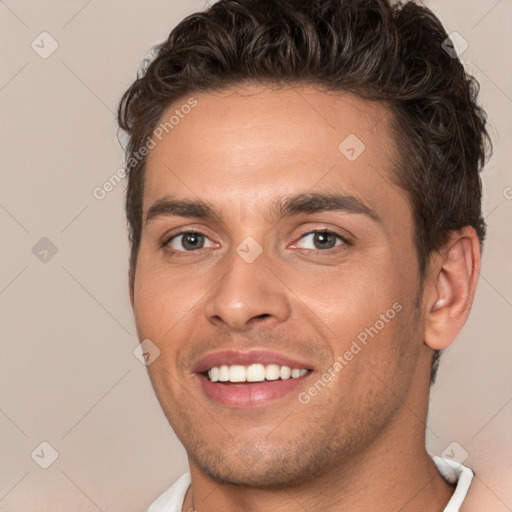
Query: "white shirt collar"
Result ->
[[433, 456, 474, 511]]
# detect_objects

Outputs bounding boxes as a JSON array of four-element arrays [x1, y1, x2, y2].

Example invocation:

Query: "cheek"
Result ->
[[286, 258, 403, 337], [132, 254, 199, 341], [292, 259, 417, 384]]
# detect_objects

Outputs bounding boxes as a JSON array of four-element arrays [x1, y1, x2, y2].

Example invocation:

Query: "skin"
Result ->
[[130, 85, 481, 511]]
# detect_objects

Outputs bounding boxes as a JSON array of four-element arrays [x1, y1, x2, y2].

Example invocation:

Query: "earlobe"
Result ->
[[424, 228, 481, 350]]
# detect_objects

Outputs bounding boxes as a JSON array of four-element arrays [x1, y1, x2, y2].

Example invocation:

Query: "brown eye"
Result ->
[[167, 232, 213, 251]]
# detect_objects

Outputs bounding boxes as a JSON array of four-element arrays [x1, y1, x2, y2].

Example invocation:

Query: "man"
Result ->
[[118, 0, 490, 510]]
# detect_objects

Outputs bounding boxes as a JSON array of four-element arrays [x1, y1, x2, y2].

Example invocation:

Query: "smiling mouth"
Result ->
[[204, 364, 311, 383], [194, 349, 315, 407]]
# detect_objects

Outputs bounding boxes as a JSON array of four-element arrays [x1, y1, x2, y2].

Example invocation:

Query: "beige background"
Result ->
[[0, 1, 511, 510]]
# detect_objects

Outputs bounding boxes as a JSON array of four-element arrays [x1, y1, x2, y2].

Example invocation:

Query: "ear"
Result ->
[[424, 227, 481, 350]]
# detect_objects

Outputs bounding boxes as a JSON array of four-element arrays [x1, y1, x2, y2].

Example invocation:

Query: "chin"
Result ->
[[188, 442, 337, 489]]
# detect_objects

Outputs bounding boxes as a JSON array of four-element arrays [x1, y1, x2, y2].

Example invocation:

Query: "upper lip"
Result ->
[[193, 349, 314, 374]]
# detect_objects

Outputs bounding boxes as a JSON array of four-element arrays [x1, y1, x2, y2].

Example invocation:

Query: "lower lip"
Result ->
[[197, 374, 311, 408]]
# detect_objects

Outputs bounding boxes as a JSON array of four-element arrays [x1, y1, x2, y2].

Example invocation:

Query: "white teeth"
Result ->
[[218, 365, 230, 382], [265, 364, 280, 381], [209, 366, 219, 382], [280, 366, 291, 380], [247, 364, 266, 382], [229, 365, 246, 382], [207, 364, 309, 383]]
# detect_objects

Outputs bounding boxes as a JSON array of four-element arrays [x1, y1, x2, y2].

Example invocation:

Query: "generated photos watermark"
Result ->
[[93, 97, 198, 200], [298, 301, 403, 404]]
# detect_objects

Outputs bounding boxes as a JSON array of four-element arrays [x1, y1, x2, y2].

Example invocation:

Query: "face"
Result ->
[[132, 85, 429, 487]]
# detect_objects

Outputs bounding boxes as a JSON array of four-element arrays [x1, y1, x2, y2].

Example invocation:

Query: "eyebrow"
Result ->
[[144, 192, 380, 226]]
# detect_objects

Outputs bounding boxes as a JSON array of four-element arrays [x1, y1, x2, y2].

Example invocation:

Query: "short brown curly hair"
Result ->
[[118, 0, 490, 383]]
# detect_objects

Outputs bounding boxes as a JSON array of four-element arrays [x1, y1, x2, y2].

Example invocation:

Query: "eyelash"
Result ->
[[161, 228, 351, 255]]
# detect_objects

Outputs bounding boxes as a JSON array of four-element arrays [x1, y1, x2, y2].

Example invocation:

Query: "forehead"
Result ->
[[143, 85, 406, 221]]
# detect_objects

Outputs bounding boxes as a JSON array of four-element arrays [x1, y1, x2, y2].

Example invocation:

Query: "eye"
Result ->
[[294, 230, 348, 251], [165, 231, 216, 252]]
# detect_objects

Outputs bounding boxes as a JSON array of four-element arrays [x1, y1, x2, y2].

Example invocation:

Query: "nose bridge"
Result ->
[[204, 238, 290, 329]]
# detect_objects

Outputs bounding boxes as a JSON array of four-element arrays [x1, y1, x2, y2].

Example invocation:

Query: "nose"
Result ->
[[204, 245, 291, 330]]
